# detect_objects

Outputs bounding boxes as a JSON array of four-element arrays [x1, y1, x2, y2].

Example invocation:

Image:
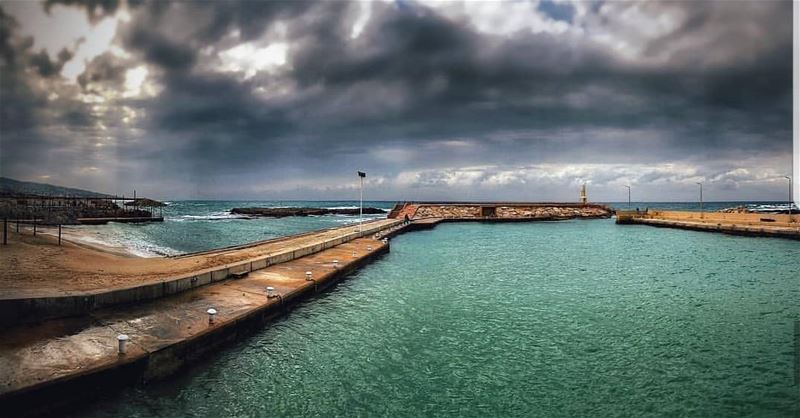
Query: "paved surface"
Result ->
[[629, 217, 800, 239], [0, 236, 391, 401]]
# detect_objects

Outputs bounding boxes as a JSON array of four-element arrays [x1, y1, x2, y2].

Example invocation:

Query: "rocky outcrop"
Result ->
[[231, 207, 387, 217], [495, 206, 611, 218], [718, 206, 751, 213], [414, 205, 481, 218]]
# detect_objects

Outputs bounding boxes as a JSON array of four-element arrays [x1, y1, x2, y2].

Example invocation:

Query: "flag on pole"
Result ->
[[358, 171, 365, 235]]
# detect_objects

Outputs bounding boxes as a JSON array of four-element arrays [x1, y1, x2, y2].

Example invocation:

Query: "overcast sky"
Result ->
[[0, 0, 794, 201]]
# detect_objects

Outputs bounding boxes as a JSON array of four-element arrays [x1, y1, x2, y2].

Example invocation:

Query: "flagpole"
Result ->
[[359, 174, 363, 235]]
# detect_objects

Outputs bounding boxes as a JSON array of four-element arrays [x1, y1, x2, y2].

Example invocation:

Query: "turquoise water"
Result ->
[[69, 200, 395, 256], [69, 200, 790, 257], [69, 218, 799, 417]]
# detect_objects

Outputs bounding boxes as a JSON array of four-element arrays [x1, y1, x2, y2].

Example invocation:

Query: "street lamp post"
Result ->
[[784, 175, 793, 221], [623, 185, 631, 209], [358, 171, 366, 235], [696, 182, 703, 218]]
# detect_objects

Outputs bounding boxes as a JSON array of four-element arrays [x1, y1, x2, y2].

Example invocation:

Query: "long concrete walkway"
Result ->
[[0, 219, 401, 327], [629, 217, 800, 239], [0, 232, 400, 414], [616, 210, 800, 240]]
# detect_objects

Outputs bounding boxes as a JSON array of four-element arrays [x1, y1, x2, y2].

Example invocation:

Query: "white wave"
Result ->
[[746, 203, 796, 213], [331, 215, 386, 223], [168, 212, 253, 221], [325, 206, 388, 211], [63, 227, 181, 258]]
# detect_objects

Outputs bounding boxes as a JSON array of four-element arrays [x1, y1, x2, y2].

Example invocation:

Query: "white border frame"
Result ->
[[794, 0, 799, 207]]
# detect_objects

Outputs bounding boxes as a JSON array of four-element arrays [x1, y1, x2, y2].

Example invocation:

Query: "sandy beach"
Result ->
[[0, 219, 395, 298]]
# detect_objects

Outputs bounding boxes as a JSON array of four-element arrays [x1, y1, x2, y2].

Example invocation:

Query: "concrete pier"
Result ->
[[0, 219, 401, 328], [616, 210, 800, 239], [0, 234, 398, 415]]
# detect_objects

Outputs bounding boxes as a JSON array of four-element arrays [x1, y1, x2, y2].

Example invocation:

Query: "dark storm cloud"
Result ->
[[272, 0, 789, 155], [76, 51, 125, 89], [0, 6, 41, 139], [125, 28, 197, 71], [28, 47, 72, 77], [0, 6, 17, 65], [0, 0, 793, 200]]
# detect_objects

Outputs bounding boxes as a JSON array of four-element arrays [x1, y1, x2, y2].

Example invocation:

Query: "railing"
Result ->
[[1, 218, 63, 245]]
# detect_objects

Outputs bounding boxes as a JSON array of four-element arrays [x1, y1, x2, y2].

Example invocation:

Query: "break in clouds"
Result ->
[[0, 0, 793, 201]]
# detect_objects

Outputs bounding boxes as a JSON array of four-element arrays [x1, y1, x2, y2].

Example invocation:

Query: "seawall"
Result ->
[[390, 202, 612, 221], [0, 235, 397, 415], [0, 219, 401, 328], [616, 210, 800, 239]]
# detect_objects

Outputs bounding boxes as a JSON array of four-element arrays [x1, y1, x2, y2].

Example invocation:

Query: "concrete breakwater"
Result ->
[[390, 202, 612, 220], [616, 209, 800, 239], [0, 235, 397, 415], [0, 219, 401, 328]]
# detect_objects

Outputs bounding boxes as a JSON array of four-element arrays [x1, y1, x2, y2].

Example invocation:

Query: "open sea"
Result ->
[[67, 200, 793, 258], [64, 201, 799, 417]]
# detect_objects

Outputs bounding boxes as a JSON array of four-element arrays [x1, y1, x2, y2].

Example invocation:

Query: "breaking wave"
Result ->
[[65, 226, 181, 258], [746, 203, 796, 213], [168, 212, 254, 222]]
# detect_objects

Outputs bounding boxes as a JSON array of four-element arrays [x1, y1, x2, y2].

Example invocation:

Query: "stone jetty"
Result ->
[[389, 202, 612, 221]]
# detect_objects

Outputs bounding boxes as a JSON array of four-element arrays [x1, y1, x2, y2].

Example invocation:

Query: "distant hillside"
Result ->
[[0, 177, 112, 198]]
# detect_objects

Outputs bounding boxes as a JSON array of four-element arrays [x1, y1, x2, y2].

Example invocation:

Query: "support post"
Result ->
[[58, 224, 62, 246], [785, 175, 793, 222], [696, 182, 703, 219], [624, 185, 631, 209], [3, 218, 7, 245], [357, 171, 366, 236]]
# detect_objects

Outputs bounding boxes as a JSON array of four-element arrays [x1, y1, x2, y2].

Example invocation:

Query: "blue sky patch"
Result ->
[[537, 0, 576, 23]]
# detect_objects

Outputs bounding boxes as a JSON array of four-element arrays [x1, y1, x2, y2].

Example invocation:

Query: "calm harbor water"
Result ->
[[66, 214, 799, 417], [68, 200, 792, 257]]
